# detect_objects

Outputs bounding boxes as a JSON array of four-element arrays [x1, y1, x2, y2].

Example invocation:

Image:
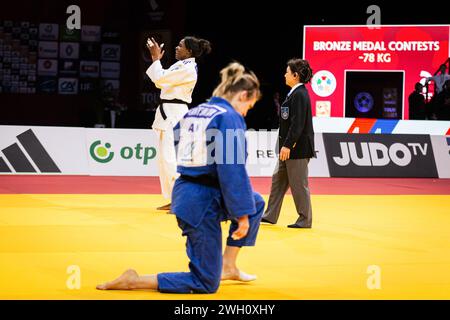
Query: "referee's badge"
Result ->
[[281, 106, 289, 120]]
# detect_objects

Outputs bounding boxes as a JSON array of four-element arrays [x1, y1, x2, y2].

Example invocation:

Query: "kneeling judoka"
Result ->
[[97, 62, 264, 294]]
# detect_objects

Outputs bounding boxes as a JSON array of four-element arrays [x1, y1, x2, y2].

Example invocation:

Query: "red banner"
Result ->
[[304, 25, 450, 119]]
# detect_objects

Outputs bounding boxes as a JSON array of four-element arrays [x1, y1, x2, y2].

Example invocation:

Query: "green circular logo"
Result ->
[[90, 141, 114, 163]]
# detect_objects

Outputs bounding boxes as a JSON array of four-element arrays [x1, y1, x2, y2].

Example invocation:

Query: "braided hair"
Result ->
[[183, 36, 212, 59], [287, 59, 313, 84]]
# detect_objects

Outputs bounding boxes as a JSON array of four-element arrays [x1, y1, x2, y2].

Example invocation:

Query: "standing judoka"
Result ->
[[146, 36, 211, 211], [97, 62, 264, 293]]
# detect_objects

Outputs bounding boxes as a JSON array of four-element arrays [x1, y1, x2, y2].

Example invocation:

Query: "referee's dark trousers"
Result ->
[[262, 158, 312, 227]]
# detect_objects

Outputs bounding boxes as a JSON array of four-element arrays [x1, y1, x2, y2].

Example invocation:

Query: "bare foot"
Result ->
[[96, 269, 139, 290], [221, 269, 257, 282]]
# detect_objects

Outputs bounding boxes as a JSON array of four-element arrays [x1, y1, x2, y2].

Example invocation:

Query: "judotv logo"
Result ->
[[90, 140, 157, 165], [322, 133, 439, 178]]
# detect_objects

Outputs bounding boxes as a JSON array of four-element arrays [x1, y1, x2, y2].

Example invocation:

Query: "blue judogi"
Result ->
[[157, 97, 265, 294]]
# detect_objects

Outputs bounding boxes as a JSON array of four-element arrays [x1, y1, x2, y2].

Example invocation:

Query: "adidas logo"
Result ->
[[0, 129, 61, 173]]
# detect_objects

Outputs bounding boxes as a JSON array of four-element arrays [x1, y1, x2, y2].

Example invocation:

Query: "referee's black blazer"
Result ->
[[278, 84, 316, 159]]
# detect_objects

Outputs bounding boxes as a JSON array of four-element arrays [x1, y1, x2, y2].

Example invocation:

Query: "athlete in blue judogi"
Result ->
[[97, 62, 264, 294]]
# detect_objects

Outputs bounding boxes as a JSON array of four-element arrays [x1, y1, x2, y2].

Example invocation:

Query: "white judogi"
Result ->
[[146, 58, 198, 199]]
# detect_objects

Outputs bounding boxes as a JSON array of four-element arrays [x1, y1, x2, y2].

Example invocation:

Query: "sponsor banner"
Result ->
[[101, 62, 120, 79], [245, 131, 330, 177], [85, 129, 159, 176], [1, 126, 447, 178], [368, 119, 400, 134], [60, 42, 79, 59], [392, 120, 450, 135], [59, 60, 79, 76], [346, 118, 400, 134], [309, 133, 330, 177], [81, 25, 101, 42], [37, 59, 57, 76], [245, 130, 278, 177], [80, 60, 100, 78], [0, 126, 88, 174], [313, 117, 356, 133], [39, 23, 59, 41], [101, 79, 120, 94], [312, 117, 450, 135], [80, 43, 100, 60], [323, 133, 438, 177], [58, 78, 78, 95], [102, 29, 120, 43], [430, 135, 450, 178], [79, 78, 99, 94], [101, 44, 121, 61], [60, 26, 81, 42], [38, 41, 58, 58]]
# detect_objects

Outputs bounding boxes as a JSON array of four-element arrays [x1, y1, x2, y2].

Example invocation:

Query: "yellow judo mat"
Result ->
[[1, 194, 450, 300]]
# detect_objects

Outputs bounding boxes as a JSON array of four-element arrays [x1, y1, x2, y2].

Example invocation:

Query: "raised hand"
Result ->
[[146, 37, 165, 62]]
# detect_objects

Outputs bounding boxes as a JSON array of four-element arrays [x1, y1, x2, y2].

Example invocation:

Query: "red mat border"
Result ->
[[1, 176, 449, 195]]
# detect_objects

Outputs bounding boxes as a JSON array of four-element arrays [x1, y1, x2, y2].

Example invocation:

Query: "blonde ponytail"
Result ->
[[213, 62, 260, 100]]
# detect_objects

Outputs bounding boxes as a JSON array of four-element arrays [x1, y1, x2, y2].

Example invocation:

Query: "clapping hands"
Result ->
[[146, 37, 165, 62]]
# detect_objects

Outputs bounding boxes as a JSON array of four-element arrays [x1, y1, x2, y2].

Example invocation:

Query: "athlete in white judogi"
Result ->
[[146, 36, 211, 211]]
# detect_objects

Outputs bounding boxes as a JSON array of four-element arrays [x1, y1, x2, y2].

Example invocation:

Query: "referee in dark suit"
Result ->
[[262, 59, 316, 228]]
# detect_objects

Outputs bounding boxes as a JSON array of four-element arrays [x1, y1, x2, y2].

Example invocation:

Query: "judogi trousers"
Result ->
[[153, 103, 188, 200], [155, 128, 178, 200], [157, 191, 265, 294]]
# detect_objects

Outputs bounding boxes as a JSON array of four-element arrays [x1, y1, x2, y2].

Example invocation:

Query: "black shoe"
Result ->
[[261, 217, 275, 224], [287, 224, 311, 229], [157, 203, 171, 211]]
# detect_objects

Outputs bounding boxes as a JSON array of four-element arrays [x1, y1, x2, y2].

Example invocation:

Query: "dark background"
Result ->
[[1, 0, 449, 129], [345, 71, 404, 119]]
